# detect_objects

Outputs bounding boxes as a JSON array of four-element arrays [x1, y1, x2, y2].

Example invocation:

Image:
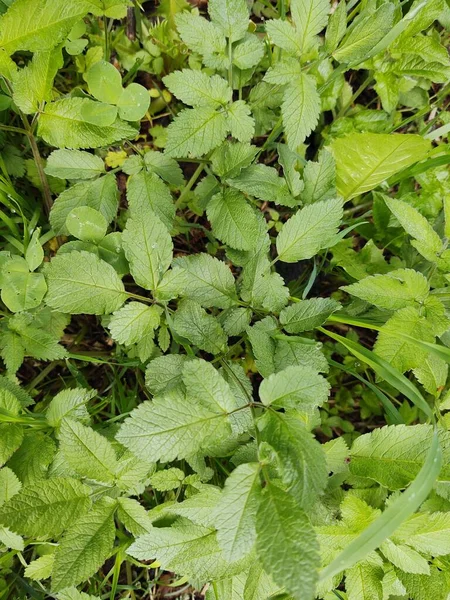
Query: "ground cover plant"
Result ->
[[0, 0, 450, 598]]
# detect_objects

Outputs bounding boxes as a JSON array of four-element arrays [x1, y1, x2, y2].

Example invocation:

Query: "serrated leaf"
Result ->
[[302, 148, 336, 204], [345, 562, 383, 600], [38, 98, 137, 149], [0, 467, 21, 507], [8, 314, 67, 361], [145, 354, 188, 395], [122, 214, 173, 291], [282, 72, 320, 151], [116, 386, 231, 463], [87, 0, 130, 18], [394, 512, 450, 556], [46, 388, 95, 428], [265, 20, 301, 54], [256, 482, 320, 600], [228, 101, 255, 143], [24, 554, 55, 581], [0, 477, 91, 537], [12, 48, 63, 113], [276, 197, 343, 263], [233, 35, 264, 69], [259, 365, 329, 412], [207, 188, 259, 251], [208, 0, 249, 41], [280, 297, 341, 333], [59, 418, 118, 482], [1, 267, 47, 313], [290, 0, 329, 53], [143, 151, 184, 186], [380, 538, 429, 575], [211, 141, 257, 179], [172, 299, 227, 354], [117, 497, 153, 536], [182, 358, 238, 413], [127, 170, 175, 230], [51, 497, 116, 591], [175, 12, 226, 60], [164, 69, 232, 107], [109, 302, 161, 346], [45, 149, 105, 180], [0, 526, 23, 551], [45, 251, 126, 314], [228, 163, 296, 207], [331, 133, 431, 200], [165, 106, 228, 158]]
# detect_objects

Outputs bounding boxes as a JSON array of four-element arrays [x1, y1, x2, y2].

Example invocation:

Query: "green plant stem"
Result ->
[[103, 15, 110, 60], [21, 114, 53, 215], [175, 163, 204, 208], [338, 74, 373, 118]]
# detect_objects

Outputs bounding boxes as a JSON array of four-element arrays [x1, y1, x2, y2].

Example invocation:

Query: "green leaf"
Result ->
[[117, 497, 153, 536], [265, 20, 301, 54], [213, 463, 261, 561], [45, 149, 105, 180], [109, 302, 161, 346], [0, 0, 91, 54], [66, 206, 107, 242], [324, 0, 347, 54], [233, 35, 264, 69], [38, 98, 137, 149], [24, 554, 55, 581], [51, 497, 116, 591], [122, 213, 173, 292], [164, 69, 232, 107], [259, 365, 329, 411], [86, 0, 130, 18], [331, 133, 431, 199], [380, 538, 430, 574], [290, 0, 329, 53], [320, 428, 441, 581], [1, 258, 47, 313], [276, 197, 343, 263], [207, 188, 260, 250], [384, 197, 442, 261], [280, 297, 341, 333], [394, 512, 450, 556], [145, 354, 188, 395], [333, 3, 395, 65], [8, 313, 67, 361], [172, 299, 227, 354], [127, 170, 175, 230], [0, 423, 23, 466], [211, 142, 257, 179], [208, 0, 249, 42], [282, 72, 320, 151], [117, 83, 150, 121], [59, 418, 118, 482], [0, 477, 91, 537], [25, 228, 44, 272], [345, 562, 383, 600], [228, 164, 296, 207], [256, 482, 320, 600], [46, 387, 95, 428], [85, 60, 122, 105], [80, 101, 117, 127], [143, 151, 184, 186], [45, 251, 126, 314], [165, 106, 228, 158], [175, 12, 226, 62], [116, 386, 231, 463], [302, 148, 336, 204], [12, 48, 63, 113], [182, 358, 238, 413], [0, 467, 21, 507], [227, 101, 255, 143], [258, 412, 328, 507], [0, 526, 23, 551], [171, 253, 237, 309]]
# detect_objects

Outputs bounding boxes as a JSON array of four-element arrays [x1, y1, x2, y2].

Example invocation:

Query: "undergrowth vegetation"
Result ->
[[1, 0, 450, 598]]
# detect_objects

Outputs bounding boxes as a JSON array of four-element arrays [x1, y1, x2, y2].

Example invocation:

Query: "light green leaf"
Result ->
[[1, 261, 47, 313], [324, 0, 347, 53], [207, 188, 260, 251], [256, 482, 320, 600], [165, 106, 228, 158], [0, 477, 91, 537], [38, 98, 137, 149], [0, 526, 23, 551], [46, 387, 95, 428], [149, 467, 185, 492], [24, 554, 55, 581], [228, 101, 255, 143], [182, 358, 238, 414], [59, 418, 118, 482], [117, 83, 150, 121], [12, 48, 63, 113], [228, 163, 296, 207], [117, 497, 153, 536], [145, 354, 188, 395], [122, 214, 173, 291], [282, 72, 320, 151], [80, 100, 117, 127], [164, 69, 231, 107], [345, 562, 383, 600], [331, 133, 431, 199], [290, 0, 329, 53], [265, 20, 301, 54], [172, 299, 227, 354], [116, 386, 231, 463], [85, 60, 122, 105], [394, 512, 450, 556], [143, 151, 184, 186], [0, 423, 23, 466], [25, 228, 44, 272], [127, 170, 175, 230], [51, 497, 116, 591], [209, 0, 249, 41], [44, 251, 126, 314], [211, 141, 257, 179], [86, 0, 130, 18], [0, 467, 21, 507], [233, 35, 264, 69], [280, 297, 341, 333], [276, 197, 343, 263], [213, 463, 261, 561], [8, 314, 67, 361], [380, 538, 429, 574], [45, 149, 105, 180], [175, 12, 226, 61], [302, 148, 336, 204], [66, 206, 107, 242], [259, 365, 329, 411], [109, 302, 161, 346]]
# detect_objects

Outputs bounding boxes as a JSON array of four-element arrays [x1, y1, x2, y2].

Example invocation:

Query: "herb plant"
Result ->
[[1, 0, 450, 598]]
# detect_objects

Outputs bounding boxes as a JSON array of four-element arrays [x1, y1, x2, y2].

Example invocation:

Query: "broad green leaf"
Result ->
[[302, 148, 336, 204], [8, 313, 67, 361], [259, 365, 329, 411], [265, 20, 301, 54], [213, 463, 261, 561], [342, 269, 429, 311], [66, 206, 107, 242], [59, 418, 118, 482], [256, 482, 320, 600], [149, 467, 185, 492], [384, 197, 442, 261], [345, 562, 383, 600], [166, 487, 222, 527], [12, 48, 63, 113], [145, 354, 188, 395], [164, 69, 232, 107], [127, 170, 175, 230], [117, 83, 150, 121], [258, 412, 328, 507], [0, 331, 24, 375], [165, 106, 228, 158], [228, 100, 255, 143], [80, 101, 117, 127], [349, 424, 449, 489], [173, 299, 227, 354], [276, 197, 343, 263], [117, 497, 153, 536], [398, 568, 448, 600], [6, 431, 55, 484], [171, 253, 237, 308], [233, 35, 264, 69], [143, 151, 184, 186], [290, 0, 329, 53], [380, 538, 429, 574], [45, 149, 105, 180], [182, 358, 238, 413], [122, 214, 173, 291], [1, 263, 47, 313], [116, 386, 231, 463], [282, 73, 320, 151], [333, 3, 395, 65], [0, 467, 21, 507], [85, 60, 122, 104], [208, 0, 249, 41], [24, 554, 55, 581], [324, 0, 346, 54], [211, 141, 257, 179], [331, 133, 431, 199], [0, 424, 24, 466], [0, 0, 91, 54], [394, 512, 450, 556], [51, 497, 116, 591], [109, 302, 161, 346], [44, 251, 126, 314], [228, 164, 296, 207], [280, 297, 341, 333], [46, 387, 95, 428], [38, 98, 137, 149], [175, 12, 226, 61], [0, 477, 91, 537], [207, 188, 260, 250]]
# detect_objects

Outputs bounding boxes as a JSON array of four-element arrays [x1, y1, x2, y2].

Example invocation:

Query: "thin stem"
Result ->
[[175, 162, 204, 209], [21, 113, 53, 215], [338, 74, 373, 118], [103, 15, 110, 60]]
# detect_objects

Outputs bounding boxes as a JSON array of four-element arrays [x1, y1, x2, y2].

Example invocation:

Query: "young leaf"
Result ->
[[46, 388, 95, 428], [228, 164, 296, 207], [290, 0, 329, 54], [117, 83, 150, 121], [164, 69, 232, 107], [85, 60, 122, 105], [44, 251, 126, 314]]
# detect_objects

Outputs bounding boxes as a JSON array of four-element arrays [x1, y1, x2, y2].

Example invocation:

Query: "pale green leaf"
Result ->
[[228, 163, 296, 207], [209, 0, 249, 41], [164, 69, 232, 107], [394, 512, 450, 556], [182, 358, 238, 413], [228, 101, 255, 143], [265, 20, 301, 54], [117, 497, 153, 536], [117, 83, 150, 121], [12, 48, 62, 113], [145, 354, 188, 395], [259, 365, 329, 411], [0, 526, 23, 551], [280, 297, 341, 333], [46, 387, 95, 428], [345, 562, 383, 600], [282, 72, 320, 151], [290, 0, 329, 53], [173, 299, 227, 354], [24, 554, 55, 581], [380, 538, 429, 574], [45, 149, 105, 180], [143, 150, 184, 186], [165, 106, 228, 158], [85, 60, 122, 104], [302, 148, 336, 204], [0, 467, 21, 507], [126, 170, 175, 230], [66, 206, 107, 242], [86, 0, 130, 18], [109, 302, 161, 346]]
